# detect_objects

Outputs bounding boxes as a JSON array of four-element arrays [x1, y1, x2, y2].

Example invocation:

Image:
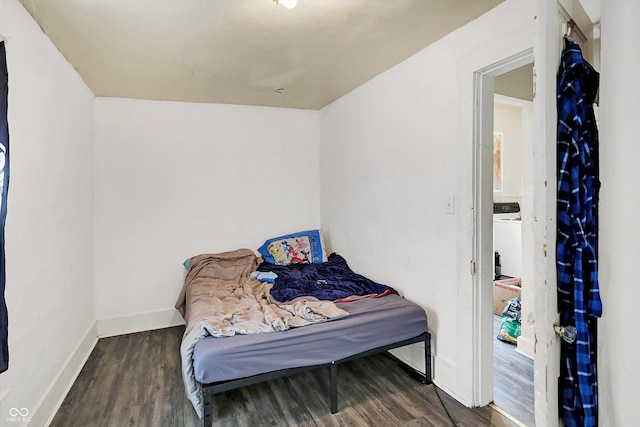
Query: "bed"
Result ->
[[176, 239, 431, 427]]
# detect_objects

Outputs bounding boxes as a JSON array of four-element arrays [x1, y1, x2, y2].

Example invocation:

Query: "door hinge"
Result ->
[[470, 259, 476, 275]]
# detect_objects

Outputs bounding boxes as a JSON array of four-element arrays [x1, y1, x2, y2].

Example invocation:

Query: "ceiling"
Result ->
[[495, 63, 533, 102], [19, 0, 504, 110]]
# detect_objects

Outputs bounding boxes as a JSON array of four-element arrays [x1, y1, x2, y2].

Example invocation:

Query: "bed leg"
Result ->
[[202, 392, 212, 427], [330, 362, 338, 414], [424, 332, 432, 385]]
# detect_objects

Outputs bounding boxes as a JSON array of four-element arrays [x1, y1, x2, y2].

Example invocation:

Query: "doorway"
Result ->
[[491, 65, 535, 426], [471, 48, 535, 425]]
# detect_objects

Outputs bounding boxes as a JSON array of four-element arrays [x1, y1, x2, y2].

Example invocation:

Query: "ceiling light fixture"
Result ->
[[273, 0, 297, 9]]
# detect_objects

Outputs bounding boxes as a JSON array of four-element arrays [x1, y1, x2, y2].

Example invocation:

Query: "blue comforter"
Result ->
[[257, 253, 397, 302]]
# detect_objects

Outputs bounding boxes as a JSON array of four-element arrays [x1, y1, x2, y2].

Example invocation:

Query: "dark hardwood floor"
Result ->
[[493, 315, 534, 427], [52, 326, 523, 427]]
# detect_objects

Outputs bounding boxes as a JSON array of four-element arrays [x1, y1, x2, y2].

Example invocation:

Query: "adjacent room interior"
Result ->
[[492, 63, 535, 426]]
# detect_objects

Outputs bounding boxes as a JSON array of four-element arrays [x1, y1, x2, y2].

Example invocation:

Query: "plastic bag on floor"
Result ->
[[497, 296, 521, 344]]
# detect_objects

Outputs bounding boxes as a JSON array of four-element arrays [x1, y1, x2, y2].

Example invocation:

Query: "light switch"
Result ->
[[446, 196, 455, 214]]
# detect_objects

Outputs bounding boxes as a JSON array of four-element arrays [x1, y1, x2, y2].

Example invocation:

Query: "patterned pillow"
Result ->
[[258, 230, 326, 265]]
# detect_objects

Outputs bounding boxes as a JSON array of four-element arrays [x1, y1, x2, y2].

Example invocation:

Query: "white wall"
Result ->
[[493, 101, 524, 203], [598, 1, 640, 425], [493, 98, 535, 359], [0, 0, 96, 424], [320, 0, 534, 405], [94, 98, 320, 330], [517, 102, 535, 359]]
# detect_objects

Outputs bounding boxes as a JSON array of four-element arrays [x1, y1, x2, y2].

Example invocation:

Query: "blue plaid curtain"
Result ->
[[0, 41, 9, 373]]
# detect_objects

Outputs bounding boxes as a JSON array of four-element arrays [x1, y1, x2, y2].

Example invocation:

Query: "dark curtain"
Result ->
[[556, 38, 602, 427], [0, 41, 9, 373]]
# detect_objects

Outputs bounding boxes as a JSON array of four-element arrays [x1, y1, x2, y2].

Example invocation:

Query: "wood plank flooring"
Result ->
[[493, 315, 535, 427], [52, 326, 524, 427]]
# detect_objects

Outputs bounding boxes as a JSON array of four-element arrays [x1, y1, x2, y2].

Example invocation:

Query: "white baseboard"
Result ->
[[516, 336, 535, 360], [23, 310, 185, 426], [30, 321, 98, 427], [97, 308, 185, 338], [389, 342, 426, 374], [430, 353, 468, 403], [389, 347, 471, 408]]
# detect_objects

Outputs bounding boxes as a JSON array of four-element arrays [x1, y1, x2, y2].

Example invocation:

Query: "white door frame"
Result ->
[[471, 48, 533, 408]]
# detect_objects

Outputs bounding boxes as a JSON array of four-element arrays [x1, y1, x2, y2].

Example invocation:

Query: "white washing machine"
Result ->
[[493, 202, 522, 278]]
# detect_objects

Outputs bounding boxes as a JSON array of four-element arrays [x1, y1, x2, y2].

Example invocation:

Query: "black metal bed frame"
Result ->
[[200, 330, 432, 427]]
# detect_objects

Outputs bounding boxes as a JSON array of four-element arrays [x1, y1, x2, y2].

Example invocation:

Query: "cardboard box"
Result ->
[[493, 277, 521, 316]]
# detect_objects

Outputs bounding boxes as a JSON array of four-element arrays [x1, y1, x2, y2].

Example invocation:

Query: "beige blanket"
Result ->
[[176, 249, 348, 418]]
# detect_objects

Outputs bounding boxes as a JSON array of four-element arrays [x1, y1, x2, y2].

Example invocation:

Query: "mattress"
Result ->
[[192, 294, 427, 384]]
